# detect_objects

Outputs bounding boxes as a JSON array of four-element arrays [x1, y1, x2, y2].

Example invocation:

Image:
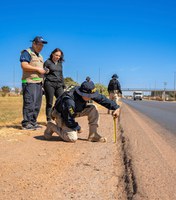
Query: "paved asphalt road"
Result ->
[[122, 98, 176, 135]]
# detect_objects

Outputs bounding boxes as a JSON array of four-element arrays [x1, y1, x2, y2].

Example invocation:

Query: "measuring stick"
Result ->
[[113, 116, 117, 143]]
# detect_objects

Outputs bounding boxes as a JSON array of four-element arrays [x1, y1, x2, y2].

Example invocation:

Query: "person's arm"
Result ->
[[107, 80, 111, 92], [93, 94, 120, 110], [117, 80, 122, 94], [21, 62, 46, 74], [58, 63, 65, 88], [93, 94, 120, 119], [43, 60, 50, 74], [61, 98, 81, 131]]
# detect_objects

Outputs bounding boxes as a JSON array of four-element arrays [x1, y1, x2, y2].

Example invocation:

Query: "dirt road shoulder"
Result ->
[[0, 107, 127, 200]]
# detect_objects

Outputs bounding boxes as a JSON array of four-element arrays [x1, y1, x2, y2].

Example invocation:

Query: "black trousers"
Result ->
[[44, 80, 64, 121], [22, 82, 42, 127]]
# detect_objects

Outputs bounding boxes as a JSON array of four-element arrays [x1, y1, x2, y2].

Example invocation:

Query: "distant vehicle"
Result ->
[[133, 91, 143, 100]]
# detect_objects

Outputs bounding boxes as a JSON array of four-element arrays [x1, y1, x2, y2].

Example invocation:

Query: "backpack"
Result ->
[[108, 79, 118, 91]]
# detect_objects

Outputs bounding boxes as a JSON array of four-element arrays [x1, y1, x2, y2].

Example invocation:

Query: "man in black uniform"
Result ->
[[108, 74, 122, 96], [107, 74, 122, 114], [44, 80, 120, 142]]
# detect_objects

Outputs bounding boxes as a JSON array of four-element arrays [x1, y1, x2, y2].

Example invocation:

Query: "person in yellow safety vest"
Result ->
[[20, 36, 48, 130]]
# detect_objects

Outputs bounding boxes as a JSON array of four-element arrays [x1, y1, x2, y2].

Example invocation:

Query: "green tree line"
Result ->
[[0, 77, 108, 97]]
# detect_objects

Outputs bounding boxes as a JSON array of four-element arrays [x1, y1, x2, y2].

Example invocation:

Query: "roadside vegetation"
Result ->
[[0, 77, 108, 126], [0, 96, 45, 126]]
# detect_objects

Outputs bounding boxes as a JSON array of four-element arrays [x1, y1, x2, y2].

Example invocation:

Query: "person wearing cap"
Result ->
[[44, 80, 120, 142], [86, 76, 91, 82], [20, 36, 48, 130], [107, 74, 122, 114], [43, 48, 65, 122]]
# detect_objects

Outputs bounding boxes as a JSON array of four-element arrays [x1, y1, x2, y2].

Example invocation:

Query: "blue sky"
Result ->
[[0, 0, 176, 91]]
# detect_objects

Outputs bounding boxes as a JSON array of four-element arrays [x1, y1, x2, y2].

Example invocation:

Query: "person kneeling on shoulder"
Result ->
[[44, 80, 120, 142]]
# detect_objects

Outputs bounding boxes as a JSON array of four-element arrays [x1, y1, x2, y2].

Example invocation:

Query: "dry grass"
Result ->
[[0, 95, 120, 127], [0, 96, 46, 126]]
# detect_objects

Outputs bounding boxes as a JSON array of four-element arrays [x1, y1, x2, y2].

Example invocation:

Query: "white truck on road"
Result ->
[[133, 91, 143, 100]]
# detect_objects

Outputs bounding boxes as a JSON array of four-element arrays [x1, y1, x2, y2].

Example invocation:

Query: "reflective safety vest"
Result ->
[[21, 48, 44, 83]]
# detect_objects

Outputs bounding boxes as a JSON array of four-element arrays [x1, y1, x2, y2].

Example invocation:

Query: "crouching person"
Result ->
[[44, 80, 120, 142]]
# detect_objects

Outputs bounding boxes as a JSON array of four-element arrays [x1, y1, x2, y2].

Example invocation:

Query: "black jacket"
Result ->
[[108, 78, 122, 94], [54, 87, 119, 131], [44, 59, 64, 86]]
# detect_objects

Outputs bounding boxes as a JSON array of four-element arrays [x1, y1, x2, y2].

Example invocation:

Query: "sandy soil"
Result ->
[[0, 103, 176, 200]]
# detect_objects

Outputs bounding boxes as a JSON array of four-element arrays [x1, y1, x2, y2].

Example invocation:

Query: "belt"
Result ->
[[22, 77, 42, 83]]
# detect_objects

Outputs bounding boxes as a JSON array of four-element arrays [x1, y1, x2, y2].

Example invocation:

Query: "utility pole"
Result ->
[[163, 82, 167, 101], [154, 81, 156, 98], [13, 65, 15, 88], [174, 72, 176, 101]]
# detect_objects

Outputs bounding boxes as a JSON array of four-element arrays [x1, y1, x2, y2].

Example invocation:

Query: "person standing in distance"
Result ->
[[86, 76, 91, 82], [43, 48, 65, 122], [20, 36, 48, 130], [107, 74, 122, 113]]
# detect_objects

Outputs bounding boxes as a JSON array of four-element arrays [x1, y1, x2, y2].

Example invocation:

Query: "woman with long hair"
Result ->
[[44, 48, 65, 122]]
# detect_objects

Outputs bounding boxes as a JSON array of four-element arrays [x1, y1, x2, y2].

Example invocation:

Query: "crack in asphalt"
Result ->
[[119, 126, 137, 200]]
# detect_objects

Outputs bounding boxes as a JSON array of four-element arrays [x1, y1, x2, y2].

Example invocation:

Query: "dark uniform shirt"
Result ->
[[54, 87, 119, 131], [20, 47, 39, 63]]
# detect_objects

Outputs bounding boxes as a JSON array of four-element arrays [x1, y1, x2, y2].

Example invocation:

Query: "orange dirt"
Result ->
[[0, 104, 176, 200]]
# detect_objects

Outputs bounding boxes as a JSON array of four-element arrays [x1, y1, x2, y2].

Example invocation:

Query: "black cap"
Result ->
[[31, 36, 48, 44], [86, 76, 91, 82], [76, 81, 99, 98], [112, 74, 118, 78]]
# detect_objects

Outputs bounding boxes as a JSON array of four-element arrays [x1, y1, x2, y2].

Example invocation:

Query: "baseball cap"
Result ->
[[112, 74, 118, 78], [31, 36, 48, 44], [76, 81, 99, 98], [86, 76, 90, 81]]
